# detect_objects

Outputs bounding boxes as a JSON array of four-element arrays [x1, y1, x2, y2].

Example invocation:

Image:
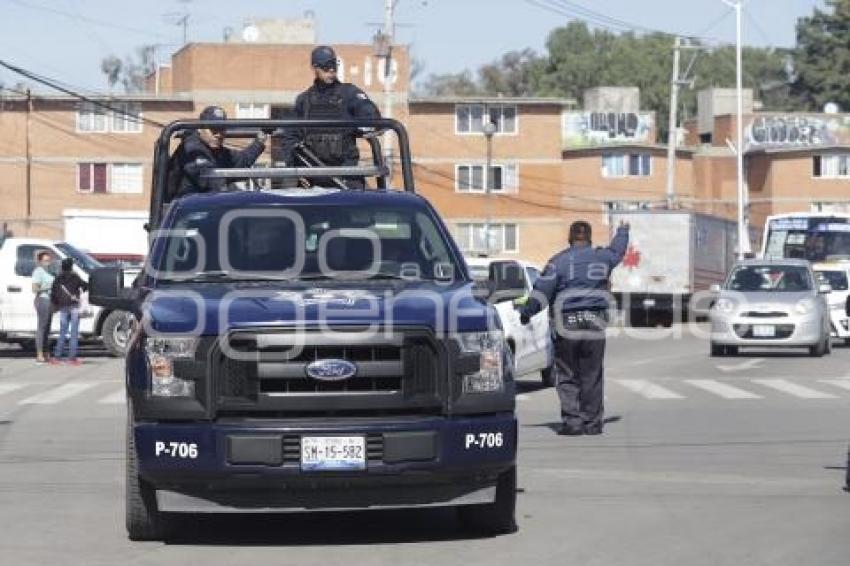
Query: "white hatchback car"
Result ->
[[465, 257, 555, 386], [813, 261, 850, 346]]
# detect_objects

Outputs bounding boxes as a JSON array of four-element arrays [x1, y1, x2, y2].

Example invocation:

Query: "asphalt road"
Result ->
[[1, 325, 849, 566]]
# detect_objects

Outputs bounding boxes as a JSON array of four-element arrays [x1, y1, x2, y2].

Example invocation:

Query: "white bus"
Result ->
[[761, 212, 850, 261]]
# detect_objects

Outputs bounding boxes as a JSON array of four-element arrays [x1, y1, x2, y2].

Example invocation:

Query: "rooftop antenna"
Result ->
[[163, 0, 192, 45]]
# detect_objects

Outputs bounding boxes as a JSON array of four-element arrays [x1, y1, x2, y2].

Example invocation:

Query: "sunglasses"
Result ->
[[315, 61, 338, 72]]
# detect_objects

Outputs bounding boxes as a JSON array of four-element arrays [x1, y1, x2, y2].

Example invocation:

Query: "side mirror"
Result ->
[[709, 284, 722, 293], [489, 260, 527, 302], [818, 283, 832, 294], [89, 267, 135, 311], [472, 279, 494, 301]]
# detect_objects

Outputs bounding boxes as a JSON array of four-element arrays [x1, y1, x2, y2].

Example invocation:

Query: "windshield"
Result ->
[[763, 217, 850, 261], [816, 269, 849, 291], [726, 265, 813, 292], [154, 204, 460, 281], [55, 242, 103, 273]]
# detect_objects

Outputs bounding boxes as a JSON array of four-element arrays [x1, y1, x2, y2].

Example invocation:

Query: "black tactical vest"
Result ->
[[303, 86, 351, 165]]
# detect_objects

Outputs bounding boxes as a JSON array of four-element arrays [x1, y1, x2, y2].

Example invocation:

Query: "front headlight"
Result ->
[[715, 298, 736, 314], [144, 337, 198, 397], [795, 299, 815, 315], [456, 331, 505, 394]]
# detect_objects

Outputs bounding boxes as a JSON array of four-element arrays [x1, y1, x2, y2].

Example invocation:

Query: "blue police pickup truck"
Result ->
[[89, 118, 517, 540]]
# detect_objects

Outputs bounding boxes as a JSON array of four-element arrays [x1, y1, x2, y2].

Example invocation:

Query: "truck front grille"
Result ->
[[210, 327, 445, 415]]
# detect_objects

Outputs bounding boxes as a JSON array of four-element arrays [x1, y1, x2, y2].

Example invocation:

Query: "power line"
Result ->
[[0, 59, 166, 129], [8, 0, 174, 42]]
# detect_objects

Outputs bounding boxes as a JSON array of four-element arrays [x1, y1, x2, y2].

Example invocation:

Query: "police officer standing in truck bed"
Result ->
[[520, 220, 630, 436], [281, 45, 380, 188]]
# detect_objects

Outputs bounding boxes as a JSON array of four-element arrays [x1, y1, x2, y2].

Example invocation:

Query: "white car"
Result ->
[[0, 237, 135, 356], [814, 261, 850, 346], [465, 257, 555, 386]]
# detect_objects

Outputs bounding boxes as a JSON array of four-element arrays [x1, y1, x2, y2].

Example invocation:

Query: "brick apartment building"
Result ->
[[2, 20, 850, 264]]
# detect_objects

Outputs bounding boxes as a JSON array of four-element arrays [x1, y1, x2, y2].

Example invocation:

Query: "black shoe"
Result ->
[[584, 424, 603, 435], [557, 425, 584, 436]]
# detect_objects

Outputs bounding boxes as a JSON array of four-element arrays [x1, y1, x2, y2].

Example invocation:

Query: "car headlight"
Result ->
[[456, 331, 505, 394], [144, 337, 198, 397], [795, 299, 815, 315], [714, 298, 736, 314]]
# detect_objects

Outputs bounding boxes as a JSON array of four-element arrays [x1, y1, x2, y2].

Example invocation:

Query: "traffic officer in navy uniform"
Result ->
[[520, 220, 629, 436], [281, 45, 380, 188]]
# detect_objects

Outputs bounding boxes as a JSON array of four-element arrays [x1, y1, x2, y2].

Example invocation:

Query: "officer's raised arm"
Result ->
[[600, 221, 630, 267]]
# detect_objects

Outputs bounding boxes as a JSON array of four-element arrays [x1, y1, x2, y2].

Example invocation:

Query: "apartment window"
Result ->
[[813, 155, 850, 178], [601, 152, 651, 177], [812, 202, 850, 213], [76, 103, 108, 133], [455, 104, 517, 134], [77, 102, 142, 133], [455, 223, 519, 253], [78, 163, 143, 194], [111, 103, 143, 133], [456, 163, 518, 193], [109, 163, 144, 193], [605, 201, 653, 212], [235, 102, 271, 119]]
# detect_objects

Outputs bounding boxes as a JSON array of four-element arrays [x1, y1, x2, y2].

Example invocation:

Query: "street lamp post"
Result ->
[[722, 0, 749, 259], [483, 120, 497, 256]]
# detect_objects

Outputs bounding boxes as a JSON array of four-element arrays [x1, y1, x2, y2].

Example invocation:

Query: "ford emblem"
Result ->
[[305, 359, 357, 381]]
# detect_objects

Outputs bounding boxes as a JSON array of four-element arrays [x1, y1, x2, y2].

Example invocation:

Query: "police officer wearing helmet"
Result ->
[[520, 220, 629, 436], [172, 106, 268, 198], [281, 45, 380, 188]]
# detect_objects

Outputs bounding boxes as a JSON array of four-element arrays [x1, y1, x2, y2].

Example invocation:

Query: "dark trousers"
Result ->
[[34, 296, 53, 355], [553, 313, 607, 429]]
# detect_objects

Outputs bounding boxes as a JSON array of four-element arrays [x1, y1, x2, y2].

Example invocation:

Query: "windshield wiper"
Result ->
[[167, 271, 295, 282]]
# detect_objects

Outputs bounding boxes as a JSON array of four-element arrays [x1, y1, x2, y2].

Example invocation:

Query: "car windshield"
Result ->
[[726, 265, 813, 292], [154, 203, 460, 281], [55, 242, 103, 273], [816, 269, 849, 291]]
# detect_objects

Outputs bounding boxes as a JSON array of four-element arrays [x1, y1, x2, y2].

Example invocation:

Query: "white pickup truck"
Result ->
[[0, 237, 134, 357], [465, 257, 555, 386]]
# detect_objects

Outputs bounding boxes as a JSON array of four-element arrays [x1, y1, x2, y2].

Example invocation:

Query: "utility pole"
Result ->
[[483, 122, 496, 256], [382, 0, 395, 181], [666, 37, 700, 209], [722, 0, 749, 259], [25, 88, 32, 224], [665, 37, 682, 209]]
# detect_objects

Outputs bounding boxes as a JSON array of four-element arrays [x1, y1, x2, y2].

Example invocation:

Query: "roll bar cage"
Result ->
[[149, 118, 416, 229]]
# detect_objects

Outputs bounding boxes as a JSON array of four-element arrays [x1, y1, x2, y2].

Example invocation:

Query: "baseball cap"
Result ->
[[311, 45, 337, 67], [199, 105, 227, 121]]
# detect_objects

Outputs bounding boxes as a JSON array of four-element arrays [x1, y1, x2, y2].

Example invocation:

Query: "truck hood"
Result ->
[[142, 281, 496, 335]]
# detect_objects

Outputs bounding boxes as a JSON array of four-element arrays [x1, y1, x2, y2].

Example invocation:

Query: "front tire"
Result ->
[[541, 364, 555, 387], [102, 310, 133, 358], [126, 414, 170, 541], [809, 337, 827, 358], [457, 466, 517, 536], [710, 342, 727, 357]]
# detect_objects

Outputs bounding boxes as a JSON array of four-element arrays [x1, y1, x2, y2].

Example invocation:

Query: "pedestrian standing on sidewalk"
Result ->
[[49, 258, 88, 365], [520, 220, 629, 436], [31, 250, 55, 364]]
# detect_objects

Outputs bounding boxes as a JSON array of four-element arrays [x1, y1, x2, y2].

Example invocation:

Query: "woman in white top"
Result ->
[[31, 250, 55, 363]]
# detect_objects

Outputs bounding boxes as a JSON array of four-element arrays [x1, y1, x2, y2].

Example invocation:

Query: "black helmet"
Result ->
[[311, 45, 337, 68]]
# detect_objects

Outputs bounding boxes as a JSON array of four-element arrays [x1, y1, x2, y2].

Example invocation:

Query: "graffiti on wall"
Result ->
[[746, 114, 850, 147], [562, 111, 654, 148]]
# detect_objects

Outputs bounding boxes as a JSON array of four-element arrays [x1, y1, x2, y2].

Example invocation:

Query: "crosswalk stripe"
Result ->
[[18, 383, 98, 405], [751, 379, 838, 399], [0, 383, 27, 397], [97, 390, 126, 404], [818, 379, 850, 393], [615, 379, 684, 400], [685, 379, 762, 399]]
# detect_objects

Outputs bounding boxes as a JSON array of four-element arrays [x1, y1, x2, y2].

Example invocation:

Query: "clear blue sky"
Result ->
[[0, 0, 824, 93]]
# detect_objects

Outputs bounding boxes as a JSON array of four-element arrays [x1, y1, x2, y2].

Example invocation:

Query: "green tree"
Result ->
[[792, 0, 850, 111]]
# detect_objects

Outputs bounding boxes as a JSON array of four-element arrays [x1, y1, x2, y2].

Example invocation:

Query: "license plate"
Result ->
[[753, 325, 775, 337], [301, 436, 366, 471]]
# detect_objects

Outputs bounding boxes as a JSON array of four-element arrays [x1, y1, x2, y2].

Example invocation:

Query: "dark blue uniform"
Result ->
[[281, 79, 380, 188], [174, 132, 266, 198], [522, 225, 629, 434]]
